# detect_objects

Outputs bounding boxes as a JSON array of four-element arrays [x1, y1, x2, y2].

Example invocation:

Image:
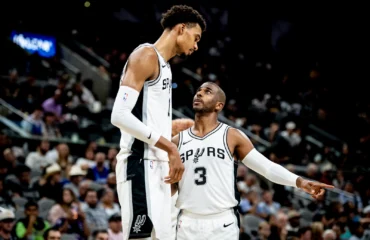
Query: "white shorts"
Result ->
[[117, 159, 172, 240], [171, 192, 180, 239], [176, 209, 240, 240]]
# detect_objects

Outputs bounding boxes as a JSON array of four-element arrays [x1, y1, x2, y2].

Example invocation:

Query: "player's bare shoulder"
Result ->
[[128, 46, 159, 75], [130, 46, 158, 64], [226, 126, 254, 158], [226, 127, 244, 142], [121, 46, 159, 89]]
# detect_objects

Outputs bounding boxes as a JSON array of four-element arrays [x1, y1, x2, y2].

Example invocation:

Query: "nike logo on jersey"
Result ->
[[224, 222, 233, 228], [162, 64, 167, 68], [182, 139, 193, 145], [148, 132, 151, 139]]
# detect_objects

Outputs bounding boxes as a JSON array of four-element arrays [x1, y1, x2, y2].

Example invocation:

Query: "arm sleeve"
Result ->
[[242, 148, 299, 187], [111, 86, 161, 146]]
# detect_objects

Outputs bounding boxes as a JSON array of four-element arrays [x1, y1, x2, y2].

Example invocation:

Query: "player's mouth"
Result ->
[[193, 98, 202, 104]]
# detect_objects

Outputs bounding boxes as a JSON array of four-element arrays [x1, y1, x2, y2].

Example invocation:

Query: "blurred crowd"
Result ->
[[2, 9, 370, 239], [0, 135, 121, 239]]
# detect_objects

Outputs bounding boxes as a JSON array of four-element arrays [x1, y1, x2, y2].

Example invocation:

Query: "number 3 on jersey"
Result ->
[[194, 167, 206, 185]]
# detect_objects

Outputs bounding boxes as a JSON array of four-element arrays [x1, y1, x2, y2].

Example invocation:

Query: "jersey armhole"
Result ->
[[223, 126, 233, 160], [147, 47, 162, 85], [177, 131, 183, 151]]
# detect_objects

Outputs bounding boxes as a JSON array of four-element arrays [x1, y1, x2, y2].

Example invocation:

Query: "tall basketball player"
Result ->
[[110, 5, 206, 240], [172, 82, 334, 240]]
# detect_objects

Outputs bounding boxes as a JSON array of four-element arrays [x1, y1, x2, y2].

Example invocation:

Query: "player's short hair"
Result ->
[[205, 82, 226, 105], [161, 5, 206, 32]]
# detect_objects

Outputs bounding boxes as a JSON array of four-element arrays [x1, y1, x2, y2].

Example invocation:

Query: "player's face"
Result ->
[[193, 83, 220, 113], [177, 23, 202, 58]]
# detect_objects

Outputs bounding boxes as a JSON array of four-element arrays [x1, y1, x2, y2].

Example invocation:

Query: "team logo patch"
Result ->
[[133, 215, 146, 233], [123, 93, 128, 101]]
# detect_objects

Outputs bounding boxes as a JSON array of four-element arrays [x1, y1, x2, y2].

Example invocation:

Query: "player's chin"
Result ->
[[193, 105, 202, 112]]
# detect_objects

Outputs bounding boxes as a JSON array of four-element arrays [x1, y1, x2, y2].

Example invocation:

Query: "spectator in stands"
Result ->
[[21, 106, 45, 136], [64, 165, 87, 198], [43, 228, 61, 240], [0, 136, 24, 163], [311, 222, 324, 240], [275, 212, 289, 236], [105, 172, 116, 191], [2, 148, 20, 175], [332, 170, 345, 190], [7, 164, 40, 200], [107, 148, 117, 162], [348, 221, 364, 240], [43, 112, 62, 138], [0, 207, 16, 240], [86, 152, 109, 184], [107, 213, 123, 240], [48, 188, 90, 239], [242, 174, 260, 192], [36, 163, 63, 202], [78, 180, 92, 202], [25, 140, 51, 171], [305, 163, 320, 181], [66, 82, 99, 114], [81, 189, 108, 232], [322, 229, 336, 240], [108, 157, 117, 173], [281, 121, 301, 148], [98, 187, 119, 218], [297, 226, 312, 240], [256, 190, 281, 219], [91, 229, 109, 240], [53, 144, 73, 180], [46, 143, 73, 167], [257, 221, 271, 240], [15, 200, 50, 240], [76, 149, 95, 170], [286, 210, 301, 234], [339, 181, 363, 213], [42, 89, 63, 118], [239, 189, 259, 215]]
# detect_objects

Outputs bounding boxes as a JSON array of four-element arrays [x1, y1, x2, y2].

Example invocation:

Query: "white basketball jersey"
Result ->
[[118, 43, 172, 162], [176, 123, 240, 215]]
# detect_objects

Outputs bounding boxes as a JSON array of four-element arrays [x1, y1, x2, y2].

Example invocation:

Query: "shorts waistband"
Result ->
[[181, 209, 233, 219]]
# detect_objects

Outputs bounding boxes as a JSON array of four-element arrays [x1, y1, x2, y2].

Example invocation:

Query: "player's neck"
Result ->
[[193, 114, 219, 136], [154, 30, 177, 62]]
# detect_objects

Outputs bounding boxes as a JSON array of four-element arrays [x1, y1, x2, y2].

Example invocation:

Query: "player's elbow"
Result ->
[[110, 109, 125, 128]]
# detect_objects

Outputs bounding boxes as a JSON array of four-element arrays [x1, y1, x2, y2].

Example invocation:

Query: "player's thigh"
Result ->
[[176, 214, 202, 240], [210, 221, 239, 240], [209, 212, 239, 240], [117, 159, 155, 240], [117, 181, 133, 240]]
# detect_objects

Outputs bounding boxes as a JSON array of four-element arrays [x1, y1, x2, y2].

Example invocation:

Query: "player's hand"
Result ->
[[165, 149, 184, 184], [297, 177, 334, 199]]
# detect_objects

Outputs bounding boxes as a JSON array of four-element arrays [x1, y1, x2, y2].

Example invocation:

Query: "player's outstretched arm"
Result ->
[[110, 47, 183, 183], [229, 128, 334, 199]]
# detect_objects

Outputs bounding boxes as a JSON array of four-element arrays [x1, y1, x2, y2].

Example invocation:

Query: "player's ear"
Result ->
[[178, 23, 186, 35], [215, 102, 224, 112]]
